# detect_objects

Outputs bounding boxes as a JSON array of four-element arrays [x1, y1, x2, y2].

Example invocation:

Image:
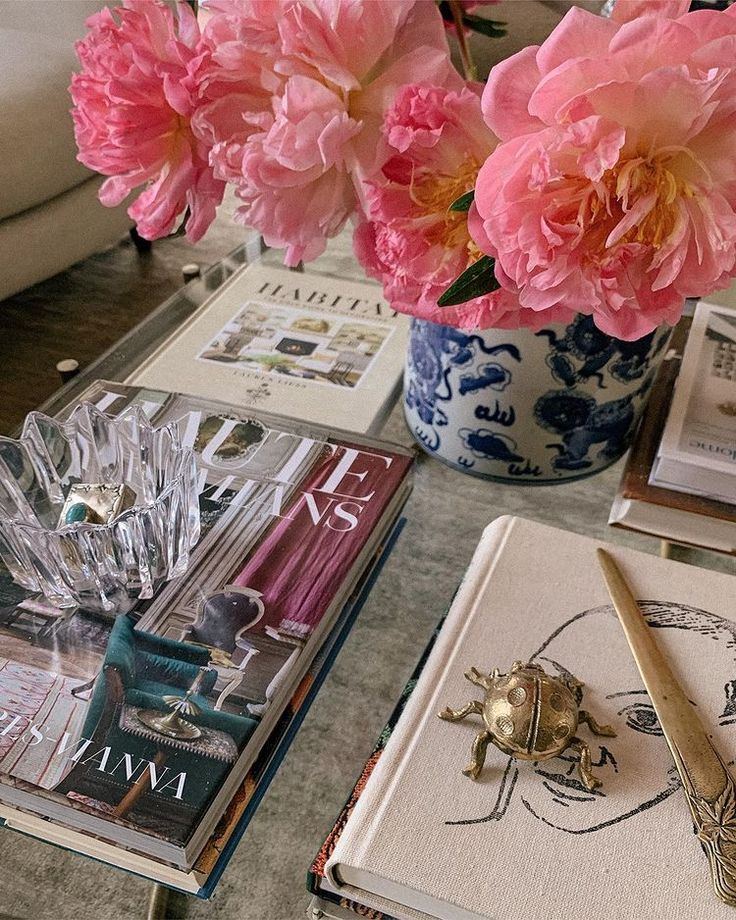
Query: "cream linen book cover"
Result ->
[[324, 516, 736, 920], [129, 263, 408, 434]]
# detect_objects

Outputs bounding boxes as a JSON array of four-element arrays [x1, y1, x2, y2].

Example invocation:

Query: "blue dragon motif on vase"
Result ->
[[405, 319, 520, 454], [536, 314, 670, 387]]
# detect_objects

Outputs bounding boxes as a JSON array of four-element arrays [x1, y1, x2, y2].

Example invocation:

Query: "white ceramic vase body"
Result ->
[[403, 314, 672, 483]]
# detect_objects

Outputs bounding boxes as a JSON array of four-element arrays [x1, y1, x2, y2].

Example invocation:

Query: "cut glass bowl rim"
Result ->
[[0, 401, 197, 535]]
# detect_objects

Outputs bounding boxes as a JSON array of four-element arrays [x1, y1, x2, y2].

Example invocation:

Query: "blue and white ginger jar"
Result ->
[[404, 314, 672, 484]]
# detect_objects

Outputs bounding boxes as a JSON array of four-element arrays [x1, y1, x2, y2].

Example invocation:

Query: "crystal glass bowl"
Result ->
[[0, 403, 200, 614]]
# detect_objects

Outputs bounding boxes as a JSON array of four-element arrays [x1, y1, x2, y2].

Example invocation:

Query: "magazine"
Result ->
[[127, 262, 409, 434], [0, 381, 413, 872]]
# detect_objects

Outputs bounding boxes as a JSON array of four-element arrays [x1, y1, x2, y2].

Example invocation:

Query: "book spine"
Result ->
[[308, 603, 448, 897], [323, 516, 517, 887]]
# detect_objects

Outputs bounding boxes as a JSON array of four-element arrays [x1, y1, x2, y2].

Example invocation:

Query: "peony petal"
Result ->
[[611, 0, 689, 25], [606, 191, 657, 248], [528, 58, 622, 126], [536, 7, 618, 76], [609, 14, 698, 75], [482, 46, 544, 139]]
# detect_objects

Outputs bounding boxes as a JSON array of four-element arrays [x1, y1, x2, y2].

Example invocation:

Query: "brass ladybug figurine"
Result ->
[[439, 661, 616, 791]]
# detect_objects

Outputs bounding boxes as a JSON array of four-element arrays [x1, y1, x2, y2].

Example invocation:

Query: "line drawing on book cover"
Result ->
[[446, 602, 736, 835], [196, 300, 394, 390]]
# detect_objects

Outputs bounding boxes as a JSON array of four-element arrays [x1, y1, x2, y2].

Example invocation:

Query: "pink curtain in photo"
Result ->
[[231, 444, 410, 639]]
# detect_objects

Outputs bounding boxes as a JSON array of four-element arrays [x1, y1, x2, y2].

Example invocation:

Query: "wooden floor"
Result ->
[[0, 200, 243, 435]]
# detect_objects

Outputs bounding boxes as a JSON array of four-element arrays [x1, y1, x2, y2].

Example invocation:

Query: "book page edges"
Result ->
[[609, 495, 736, 554], [0, 805, 204, 894], [656, 304, 708, 463], [324, 515, 518, 892], [323, 872, 482, 920]]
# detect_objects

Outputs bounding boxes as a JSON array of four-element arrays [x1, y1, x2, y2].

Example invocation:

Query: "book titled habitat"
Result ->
[[0, 381, 413, 871], [128, 262, 408, 434]]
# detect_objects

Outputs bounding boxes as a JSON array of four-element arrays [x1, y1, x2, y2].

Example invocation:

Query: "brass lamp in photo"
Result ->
[[137, 666, 215, 741]]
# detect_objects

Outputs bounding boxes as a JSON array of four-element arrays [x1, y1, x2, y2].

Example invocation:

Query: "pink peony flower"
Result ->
[[191, 3, 276, 156], [353, 83, 576, 330], [71, 1, 224, 242], [236, 75, 362, 264], [189, 3, 279, 196], [200, 0, 460, 266], [472, 5, 736, 339]]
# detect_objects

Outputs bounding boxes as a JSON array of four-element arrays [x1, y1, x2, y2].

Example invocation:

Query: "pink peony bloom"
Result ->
[[472, 5, 736, 339], [237, 75, 362, 264], [190, 3, 279, 194], [611, 0, 690, 25], [71, 1, 224, 242], [353, 83, 576, 330], [201, 0, 460, 266]]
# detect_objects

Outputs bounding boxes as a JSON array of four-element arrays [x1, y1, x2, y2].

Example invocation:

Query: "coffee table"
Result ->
[[35, 234, 266, 421], [2, 233, 731, 920]]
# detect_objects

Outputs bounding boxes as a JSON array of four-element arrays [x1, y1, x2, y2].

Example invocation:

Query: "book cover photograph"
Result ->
[[314, 517, 736, 920], [0, 380, 413, 873], [198, 299, 394, 390], [128, 263, 409, 434]]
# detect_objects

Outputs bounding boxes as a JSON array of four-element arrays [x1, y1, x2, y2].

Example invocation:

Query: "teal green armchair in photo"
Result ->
[[56, 615, 258, 842]]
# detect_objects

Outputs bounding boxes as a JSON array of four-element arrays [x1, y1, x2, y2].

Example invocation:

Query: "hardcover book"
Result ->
[[0, 516, 405, 895], [127, 261, 408, 434], [317, 516, 736, 920], [609, 320, 736, 553], [0, 380, 413, 880], [309, 614, 444, 920], [651, 302, 736, 503]]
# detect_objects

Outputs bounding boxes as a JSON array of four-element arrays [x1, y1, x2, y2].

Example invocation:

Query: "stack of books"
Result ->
[[0, 379, 413, 894], [650, 302, 736, 503], [610, 305, 736, 553]]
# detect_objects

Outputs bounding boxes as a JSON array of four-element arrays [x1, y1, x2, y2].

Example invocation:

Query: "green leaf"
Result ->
[[438, 256, 500, 307], [462, 14, 507, 38], [449, 190, 474, 212]]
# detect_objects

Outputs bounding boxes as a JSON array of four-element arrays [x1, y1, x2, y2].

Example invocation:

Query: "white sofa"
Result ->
[[0, 1, 131, 302]]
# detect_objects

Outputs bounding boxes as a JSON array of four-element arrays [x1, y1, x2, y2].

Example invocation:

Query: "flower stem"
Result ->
[[447, 0, 478, 81]]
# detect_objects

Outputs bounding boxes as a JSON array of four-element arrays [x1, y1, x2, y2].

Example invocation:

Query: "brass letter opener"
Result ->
[[597, 548, 736, 908]]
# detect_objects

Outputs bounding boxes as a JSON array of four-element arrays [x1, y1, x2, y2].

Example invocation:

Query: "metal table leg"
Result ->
[[147, 883, 170, 920]]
